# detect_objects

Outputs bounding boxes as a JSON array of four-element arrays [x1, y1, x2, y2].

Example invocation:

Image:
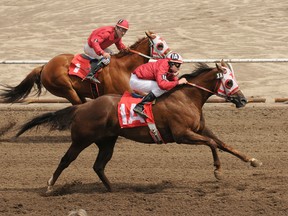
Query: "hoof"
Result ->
[[46, 186, 53, 194], [214, 169, 223, 180], [250, 158, 263, 167]]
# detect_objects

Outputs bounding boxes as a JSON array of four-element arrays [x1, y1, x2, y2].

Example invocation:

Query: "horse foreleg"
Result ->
[[177, 132, 222, 180], [93, 137, 117, 192], [202, 127, 262, 167], [209, 144, 223, 180], [47, 142, 88, 193]]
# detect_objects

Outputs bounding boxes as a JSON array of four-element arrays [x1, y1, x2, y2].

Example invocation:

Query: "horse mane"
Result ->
[[114, 37, 147, 58], [180, 63, 214, 79]]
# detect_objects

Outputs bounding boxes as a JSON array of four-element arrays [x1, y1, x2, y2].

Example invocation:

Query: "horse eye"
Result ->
[[156, 43, 164, 50], [225, 79, 233, 89]]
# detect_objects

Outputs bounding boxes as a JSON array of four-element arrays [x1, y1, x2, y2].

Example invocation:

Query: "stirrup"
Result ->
[[133, 106, 148, 119], [85, 74, 100, 84]]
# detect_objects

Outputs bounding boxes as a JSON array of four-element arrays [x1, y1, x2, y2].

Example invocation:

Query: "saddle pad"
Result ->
[[118, 91, 155, 128], [68, 54, 91, 79]]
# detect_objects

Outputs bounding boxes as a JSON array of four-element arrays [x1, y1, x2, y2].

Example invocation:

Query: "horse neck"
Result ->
[[102, 38, 150, 94], [184, 68, 220, 107], [122, 38, 150, 71]]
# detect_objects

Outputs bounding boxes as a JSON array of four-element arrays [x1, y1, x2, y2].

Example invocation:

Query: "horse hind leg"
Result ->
[[93, 136, 118, 192], [47, 141, 89, 194], [64, 89, 85, 105]]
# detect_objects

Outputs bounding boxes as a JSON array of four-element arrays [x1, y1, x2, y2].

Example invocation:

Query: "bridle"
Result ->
[[186, 64, 240, 102], [187, 80, 240, 102], [129, 34, 170, 60], [186, 81, 227, 99]]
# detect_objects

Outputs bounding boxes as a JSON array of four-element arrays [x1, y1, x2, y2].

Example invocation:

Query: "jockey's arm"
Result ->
[[115, 39, 126, 51], [156, 71, 178, 91], [90, 32, 109, 56]]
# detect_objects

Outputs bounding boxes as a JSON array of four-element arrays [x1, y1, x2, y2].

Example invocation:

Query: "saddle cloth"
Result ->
[[118, 91, 155, 128], [68, 54, 92, 79]]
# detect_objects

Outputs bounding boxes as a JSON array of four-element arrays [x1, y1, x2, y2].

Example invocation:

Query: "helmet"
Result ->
[[116, 19, 129, 30], [167, 52, 183, 64]]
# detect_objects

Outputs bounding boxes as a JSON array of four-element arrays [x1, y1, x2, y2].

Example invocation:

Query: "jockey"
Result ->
[[84, 19, 129, 83], [130, 52, 188, 118]]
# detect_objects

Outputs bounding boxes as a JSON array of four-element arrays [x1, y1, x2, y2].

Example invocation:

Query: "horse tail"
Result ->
[[0, 65, 44, 103], [16, 105, 77, 138]]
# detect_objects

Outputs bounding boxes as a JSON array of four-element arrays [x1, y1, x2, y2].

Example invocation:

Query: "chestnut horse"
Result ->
[[16, 61, 262, 193], [0, 31, 170, 104]]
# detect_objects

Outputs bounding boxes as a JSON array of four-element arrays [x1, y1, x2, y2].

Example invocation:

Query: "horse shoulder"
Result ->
[[101, 61, 131, 94]]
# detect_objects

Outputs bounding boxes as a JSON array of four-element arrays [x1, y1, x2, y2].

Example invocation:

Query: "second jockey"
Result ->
[[84, 19, 129, 83]]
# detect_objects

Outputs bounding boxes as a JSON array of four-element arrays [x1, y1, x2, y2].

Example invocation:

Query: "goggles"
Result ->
[[171, 63, 181, 68], [117, 26, 127, 33]]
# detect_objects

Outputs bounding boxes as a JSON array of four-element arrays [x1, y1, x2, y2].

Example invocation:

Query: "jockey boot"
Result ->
[[133, 92, 156, 119], [85, 60, 105, 84]]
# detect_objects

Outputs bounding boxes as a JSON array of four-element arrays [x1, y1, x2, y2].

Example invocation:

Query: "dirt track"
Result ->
[[0, 103, 287, 216]]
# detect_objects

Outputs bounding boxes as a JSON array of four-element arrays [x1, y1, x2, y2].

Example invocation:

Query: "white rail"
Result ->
[[183, 58, 288, 63], [0, 60, 49, 64], [0, 58, 288, 64]]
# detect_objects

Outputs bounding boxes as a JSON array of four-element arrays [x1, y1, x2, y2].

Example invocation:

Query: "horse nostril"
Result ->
[[241, 98, 247, 104]]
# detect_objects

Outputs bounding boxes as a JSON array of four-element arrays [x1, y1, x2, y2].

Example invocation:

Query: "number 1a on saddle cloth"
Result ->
[[118, 92, 155, 128]]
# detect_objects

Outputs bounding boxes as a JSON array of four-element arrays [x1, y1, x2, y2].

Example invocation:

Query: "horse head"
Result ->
[[182, 60, 247, 108], [215, 60, 247, 108], [116, 31, 171, 61], [145, 31, 171, 58]]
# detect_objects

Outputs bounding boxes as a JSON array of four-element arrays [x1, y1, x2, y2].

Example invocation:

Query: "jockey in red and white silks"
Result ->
[[130, 52, 187, 97], [130, 52, 188, 118], [84, 19, 129, 83]]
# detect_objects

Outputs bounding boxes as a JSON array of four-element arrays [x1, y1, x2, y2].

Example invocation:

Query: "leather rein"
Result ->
[[129, 49, 152, 59], [186, 81, 228, 100]]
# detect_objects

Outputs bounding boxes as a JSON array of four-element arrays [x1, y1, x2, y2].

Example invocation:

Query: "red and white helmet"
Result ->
[[116, 19, 129, 30], [167, 52, 183, 64]]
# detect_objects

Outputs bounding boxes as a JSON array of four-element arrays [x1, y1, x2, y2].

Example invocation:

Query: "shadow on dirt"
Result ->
[[1, 180, 179, 196]]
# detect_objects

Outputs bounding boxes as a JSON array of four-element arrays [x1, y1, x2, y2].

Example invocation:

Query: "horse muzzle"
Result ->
[[228, 90, 247, 108]]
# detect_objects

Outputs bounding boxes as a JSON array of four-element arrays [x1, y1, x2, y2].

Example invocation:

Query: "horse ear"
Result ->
[[216, 63, 221, 70], [145, 31, 150, 37], [220, 59, 227, 67], [227, 63, 234, 73], [145, 30, 156, 39]]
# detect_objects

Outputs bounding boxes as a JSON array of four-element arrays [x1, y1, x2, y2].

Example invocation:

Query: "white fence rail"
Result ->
[[0, 59, 288, 64], [183, 58, 288, 63]]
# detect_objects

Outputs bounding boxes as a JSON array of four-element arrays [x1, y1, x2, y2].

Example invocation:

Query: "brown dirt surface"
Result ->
[[0, 103, 287, 216], [0, 0, 288, 215]]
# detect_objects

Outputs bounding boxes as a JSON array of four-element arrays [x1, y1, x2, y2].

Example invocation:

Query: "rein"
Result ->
[[186, 82, 227, 99], [128, 35, 167, 60], [128, 49, 152, 59]]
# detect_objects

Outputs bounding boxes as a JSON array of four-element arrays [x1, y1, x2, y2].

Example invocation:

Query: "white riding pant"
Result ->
[[129, 74, 167, 97], [84, 43, 112, 65]]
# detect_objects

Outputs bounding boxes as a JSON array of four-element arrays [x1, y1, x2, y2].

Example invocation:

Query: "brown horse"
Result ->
[[16, 61, 262, 193], [0, 31, 170, 104]]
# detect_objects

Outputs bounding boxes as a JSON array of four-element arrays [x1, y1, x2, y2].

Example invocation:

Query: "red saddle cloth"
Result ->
[[68, 54, 91, 79], [118, 92, 156, 128]]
